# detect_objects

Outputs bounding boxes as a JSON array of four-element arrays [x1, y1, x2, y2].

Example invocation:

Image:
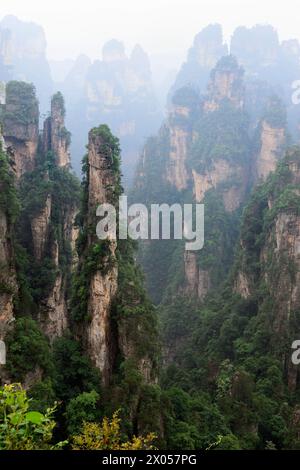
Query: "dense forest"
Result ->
[[1, 17, 300, 451]]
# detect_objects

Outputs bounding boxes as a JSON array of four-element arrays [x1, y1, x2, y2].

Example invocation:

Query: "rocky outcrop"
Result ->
[[83, 128, 119, 385], [32, 199, 78, 341], [183, 252, 210, 300], [192, 159, 247, 211], [2, 81, 39, 179], [0, 133, 17, 342], [0, 208, 16, 340], [254, 120, 286, 181], [43, 92, 71, 168], [166, 117, 190, 190], [30, 193, 51, 261], [204, 55, 244, 111], [234, 149, 300, 390]]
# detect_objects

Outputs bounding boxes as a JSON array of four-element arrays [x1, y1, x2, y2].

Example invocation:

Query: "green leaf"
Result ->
[[25, 411, 44, 424]]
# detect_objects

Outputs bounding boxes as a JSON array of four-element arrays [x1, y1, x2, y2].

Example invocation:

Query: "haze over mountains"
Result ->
[[2, 15, 300, 182], [1, 6, 300, 450]]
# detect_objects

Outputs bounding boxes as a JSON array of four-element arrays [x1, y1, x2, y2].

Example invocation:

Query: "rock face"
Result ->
[[192, 160, 247, 212], [0, 127, 17, 342], [30, 193, 51, 261], [1, 85, 78, 342], [0, 206, 16, 340], [183, 252, 211, 300], [76, 126, 158, 388], [166, 114, 190, 190], [43, 92, 71, 167], [204, 55, 244, 111], [34, 95, 77, 340], [2, 81, 39, 179], [38, 203, 78, 340], [255, 121, 286, 181], [83, 128, 119, 385], [133, 55, 250, 302], [234, 149, 300, 391]]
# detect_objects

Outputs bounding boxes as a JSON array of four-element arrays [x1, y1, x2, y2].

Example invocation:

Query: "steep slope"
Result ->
[[72, 125, 159, 392], [2, 81, 39, 179], [162, 148, 300, 449], [0, 81, 161, 440], [0, 134, 18, 341], [132, 55, 252, 303]]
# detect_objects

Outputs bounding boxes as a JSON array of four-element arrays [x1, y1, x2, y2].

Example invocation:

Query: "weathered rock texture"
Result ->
[[166, 108, 190, 191], [2, 82, 39, 179], [204, 54, 244, 111], [0, 207, 16, 340], [43, 92, 71, 168], [234, 149, 300, 391], [84, 129, 119, 385], [255, 120, 286, 181]]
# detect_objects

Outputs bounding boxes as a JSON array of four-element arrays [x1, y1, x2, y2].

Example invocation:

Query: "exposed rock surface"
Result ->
[[43, 92, 71, 167], [234, 150, 300, 390], [166, 119, 190, 190], [204, 55, 244, 111], [84, 129, 118, 385], [0, 208, 16, 340], [255, 120, 286, 181], [2, 81, 39, 179]]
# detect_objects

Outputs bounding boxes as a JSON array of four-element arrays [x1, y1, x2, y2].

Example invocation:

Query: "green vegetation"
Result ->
[[263, 95, 287, 129], [189, 101, 250, 173], [159, 148, 300, 449], [0, 384, 155, 450], [0, 384, 66, 450], [15, 150, 81, 309], [5, 318, 54, 381], [2, 81, 38, 126], [51, 91, 66, 116], [0, 142, 20, 223]]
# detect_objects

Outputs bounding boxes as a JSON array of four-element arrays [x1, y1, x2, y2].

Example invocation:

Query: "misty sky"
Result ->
[[1, 0, 300, 63]]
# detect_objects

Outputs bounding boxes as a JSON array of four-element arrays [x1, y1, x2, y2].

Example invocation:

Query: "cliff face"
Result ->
[[132, 55, 251, 302], [0, 84, 80, 342], [2, 81, 39, 179], [254, 120, 286, 181], [0, 128, 18, 376], [84, 128, 119, 385], [31, 96, 77, 340], [72, 125, 158, 389], [165, 104, 191, 190], [253, 96, 287, 182], [234, 149, 300, 391], [204, 55, 244, 111], [43, 92, 71, 168], [0, 200, 17, 341]]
